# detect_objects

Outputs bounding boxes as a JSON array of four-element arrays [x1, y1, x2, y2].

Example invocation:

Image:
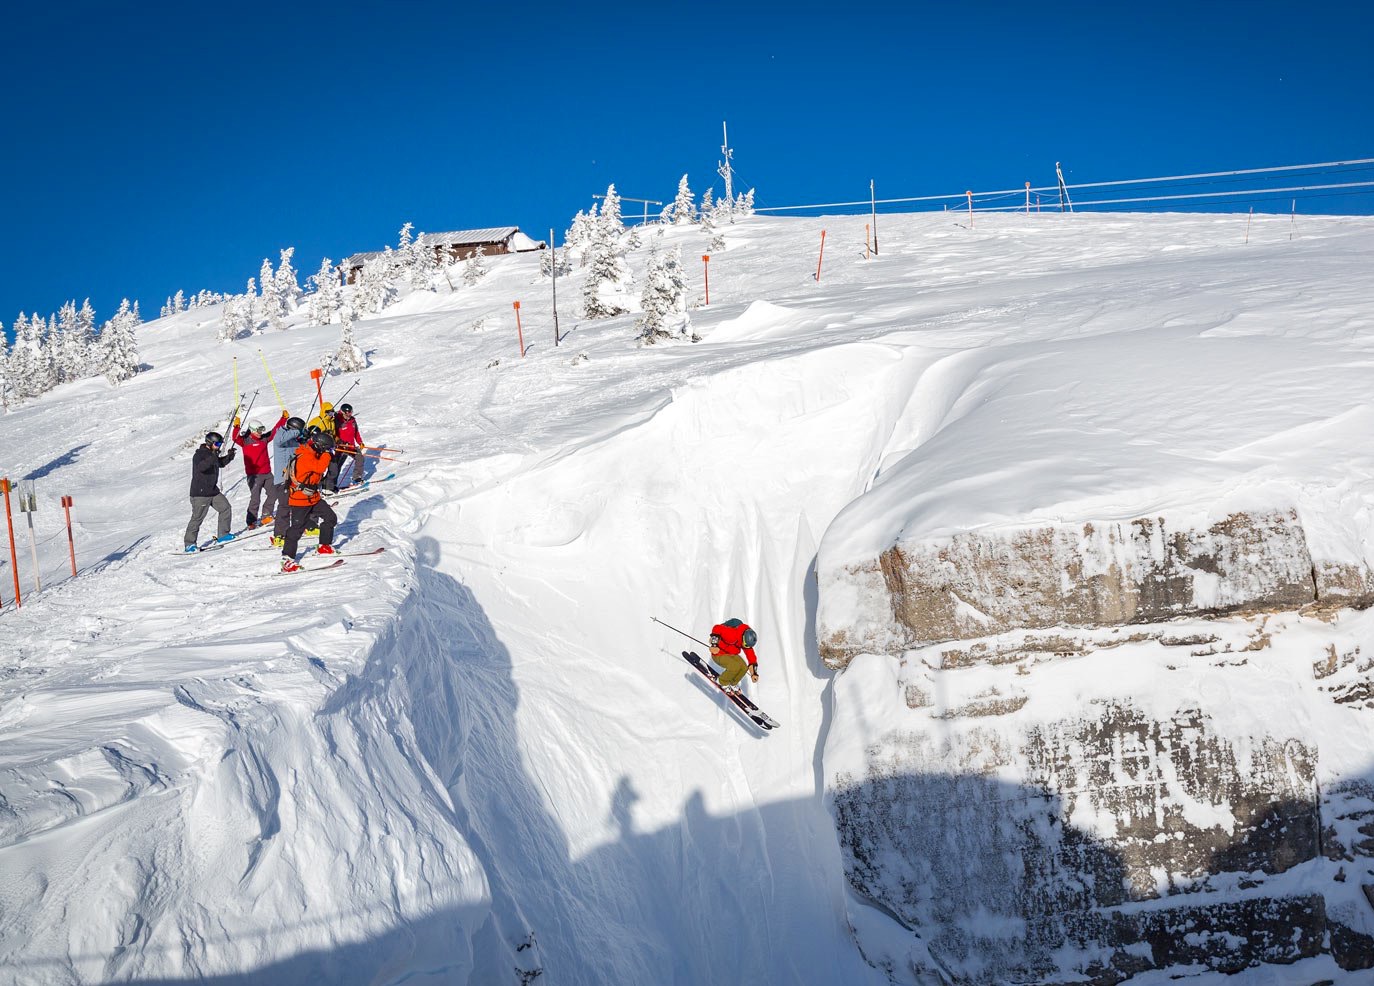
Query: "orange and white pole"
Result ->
[[701, 255, 710, 305], [966, 190, 974, 228], [865, 224, 871, 260], [1025, 182, 1031, 214], [513, 301, 525, 357], [310, 367, 324, 415], [1, 479, 19, 608], [62, 496, 77, 577], [814, 230, 827, 282]]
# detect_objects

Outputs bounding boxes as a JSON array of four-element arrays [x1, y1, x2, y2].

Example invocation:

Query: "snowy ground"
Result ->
[[2, 209, 1373, 984]]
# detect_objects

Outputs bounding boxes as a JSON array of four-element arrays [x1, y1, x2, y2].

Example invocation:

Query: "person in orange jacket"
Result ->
[[280, 430, 339, 573], [708, 619, 760, 694]]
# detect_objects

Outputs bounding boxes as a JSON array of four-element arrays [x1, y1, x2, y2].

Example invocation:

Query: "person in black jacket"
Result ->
[[184, 431, 237, 552]]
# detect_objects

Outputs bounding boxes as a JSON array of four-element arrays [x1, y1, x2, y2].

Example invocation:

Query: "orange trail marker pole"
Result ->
[[814, 230, 827, 282], [966, 190, 974, 228], [1025, 182, 1031, 214], [513, 301, 525, 357], [62, 496, 77, 577], [309, 367, 324, 418], [702, 255, 710, 305], [2, 480, 19, 608]]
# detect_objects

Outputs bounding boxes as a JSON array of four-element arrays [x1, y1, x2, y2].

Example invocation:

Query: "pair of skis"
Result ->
[[270, 546, 386, 577], [681, 651, 779, 731]]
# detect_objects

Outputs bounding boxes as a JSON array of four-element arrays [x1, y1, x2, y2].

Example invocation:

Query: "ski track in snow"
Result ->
[[1, 211, 1374, 983]]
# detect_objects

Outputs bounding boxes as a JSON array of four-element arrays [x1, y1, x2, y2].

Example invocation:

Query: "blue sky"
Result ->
[[2, 0, 1371, 334]]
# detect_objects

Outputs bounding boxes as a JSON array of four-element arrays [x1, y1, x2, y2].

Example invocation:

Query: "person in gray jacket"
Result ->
[[184, 432, 237, 551], [270, 416, 307, 546]]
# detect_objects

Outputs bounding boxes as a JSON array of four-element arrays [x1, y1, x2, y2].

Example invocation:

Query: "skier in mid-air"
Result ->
[[707, 619, 760, 694]]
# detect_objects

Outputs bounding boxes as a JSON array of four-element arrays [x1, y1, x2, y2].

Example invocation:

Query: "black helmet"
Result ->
[[286, 416, 305, 431], [309, 432, 335, 451], [339, 403, 353, 414], [305, 425, 322, 439], [205, 431, 224, 446]]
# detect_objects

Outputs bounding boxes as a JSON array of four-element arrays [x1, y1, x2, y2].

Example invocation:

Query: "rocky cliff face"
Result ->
[[819, 508, 1374, 670], [820, 506, 1374, 984]]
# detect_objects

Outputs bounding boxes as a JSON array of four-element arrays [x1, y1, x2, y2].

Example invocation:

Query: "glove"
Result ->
[[226, 447, 237, 460], [233, 417, 241, 428], [749, 666, 760, 683]]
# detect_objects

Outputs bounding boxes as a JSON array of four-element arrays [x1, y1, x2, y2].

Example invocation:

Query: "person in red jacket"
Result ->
[[709, 619, 760, 694], [232, 411, 290, 528], [327, 402, 366, 491]]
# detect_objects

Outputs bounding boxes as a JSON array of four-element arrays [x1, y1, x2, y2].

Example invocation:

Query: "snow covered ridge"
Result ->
[[6, 210, 1374, 984]]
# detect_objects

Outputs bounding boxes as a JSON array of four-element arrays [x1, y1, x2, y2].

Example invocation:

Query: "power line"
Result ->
[[753, 157, 1374, 214]]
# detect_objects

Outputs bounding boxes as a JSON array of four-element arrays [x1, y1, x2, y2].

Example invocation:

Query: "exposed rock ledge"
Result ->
[[819, 507, 1374, 669]]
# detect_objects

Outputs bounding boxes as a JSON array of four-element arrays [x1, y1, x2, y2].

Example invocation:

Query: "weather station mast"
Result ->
[[718, 122, 734, 204]]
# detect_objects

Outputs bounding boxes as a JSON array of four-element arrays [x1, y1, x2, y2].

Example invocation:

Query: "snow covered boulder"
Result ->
[[815, 505, 1374, 668]]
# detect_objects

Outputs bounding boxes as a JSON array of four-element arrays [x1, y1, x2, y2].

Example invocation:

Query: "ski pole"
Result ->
[[362, 445, 405, 454], [237, 389, 260, 432], [258, 348, 286, 412], [335, 378, 361, 405], [222, 393, 245, 440], [651, 616, 712, 649]]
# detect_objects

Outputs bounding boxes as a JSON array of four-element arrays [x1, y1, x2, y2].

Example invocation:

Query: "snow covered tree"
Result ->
[[582, 221, 630, 319], [161, 298, 174, 318], [699, 189, 715, 227], [172, 289, 185, 313], [565, 207, 598, 266], [219, 293, 252, 341], [540, 244, 571, 279], [354, 258, 396, 314], [307, 257, 342, 325], [0, 324, 10, 410], [76, 299, 98, 372], [636, 243, 689, 344], [259, 257, 284, 330], [670, 175, 696, 224], [735, 188, 756, 216], [274, 247, 301, 318], [600, 184, 624, 239], [398, 222, 414, 252], [408, 233, 439, 290], [334, 312, 366, 372], [56, 302, 86, 383], [242, 277, 260, 330], [462, 245, 488, 286], [10, 313, 50, 398], [100, 299, 140, 384]]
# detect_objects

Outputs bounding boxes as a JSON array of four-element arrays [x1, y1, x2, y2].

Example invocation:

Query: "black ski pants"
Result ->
[[281, 499, 337, 559]]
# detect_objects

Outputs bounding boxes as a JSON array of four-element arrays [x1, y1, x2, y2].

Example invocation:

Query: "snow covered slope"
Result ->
[[1, 209, 1373, 984]]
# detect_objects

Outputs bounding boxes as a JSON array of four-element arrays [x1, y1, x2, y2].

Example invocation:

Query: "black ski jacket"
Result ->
[[190, 444, 235, 497]]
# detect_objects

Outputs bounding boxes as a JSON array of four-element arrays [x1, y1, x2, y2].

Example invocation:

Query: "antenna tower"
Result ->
[[718, 122, 735, 203]]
